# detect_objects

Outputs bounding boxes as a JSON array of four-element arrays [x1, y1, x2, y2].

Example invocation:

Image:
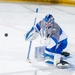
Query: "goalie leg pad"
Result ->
[[44, 52, 54, 65]]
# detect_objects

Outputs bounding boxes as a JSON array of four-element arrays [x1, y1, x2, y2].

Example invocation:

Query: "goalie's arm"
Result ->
[[25, 26, 39, 41]]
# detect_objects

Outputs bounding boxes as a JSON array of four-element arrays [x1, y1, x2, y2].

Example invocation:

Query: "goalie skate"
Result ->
[[56, 59, 70, 69], [61, 51, 70, 57]]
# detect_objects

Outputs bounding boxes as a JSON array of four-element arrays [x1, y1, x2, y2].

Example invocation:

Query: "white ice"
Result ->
[[0, 2, 75, 75]]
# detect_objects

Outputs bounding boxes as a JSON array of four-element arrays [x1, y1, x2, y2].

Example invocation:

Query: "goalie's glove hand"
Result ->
[[40, 37, 51, 46]]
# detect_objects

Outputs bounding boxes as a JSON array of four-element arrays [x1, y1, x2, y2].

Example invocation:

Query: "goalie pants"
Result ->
[[44, 38, 68, 64]]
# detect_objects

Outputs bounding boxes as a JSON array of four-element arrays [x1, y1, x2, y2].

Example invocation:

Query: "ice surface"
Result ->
[[0, 2, 75, 75]]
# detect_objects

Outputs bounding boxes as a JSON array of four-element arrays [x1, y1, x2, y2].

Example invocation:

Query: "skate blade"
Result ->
[[56, 63, 70, 69]]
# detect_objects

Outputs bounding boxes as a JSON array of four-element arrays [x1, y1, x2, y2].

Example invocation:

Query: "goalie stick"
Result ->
[[27, 8, 38, 62]]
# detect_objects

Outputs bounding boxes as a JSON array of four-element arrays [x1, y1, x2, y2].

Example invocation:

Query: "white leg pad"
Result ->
[[54, 54, 61, 66]]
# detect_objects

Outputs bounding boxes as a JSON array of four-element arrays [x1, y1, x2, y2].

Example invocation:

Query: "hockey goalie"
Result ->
[[25, 14, 70, 68]]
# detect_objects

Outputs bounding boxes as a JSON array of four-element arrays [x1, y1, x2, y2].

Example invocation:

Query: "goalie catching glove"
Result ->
[[25, 26, 39, 41]]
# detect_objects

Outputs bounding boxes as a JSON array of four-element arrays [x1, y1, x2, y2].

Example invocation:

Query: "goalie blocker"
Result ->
[[25, 26, 39, 41]]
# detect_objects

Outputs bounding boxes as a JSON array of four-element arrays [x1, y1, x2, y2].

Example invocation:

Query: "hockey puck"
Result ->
[[4, 33, 8, 37], [29, 61, 31, 63]]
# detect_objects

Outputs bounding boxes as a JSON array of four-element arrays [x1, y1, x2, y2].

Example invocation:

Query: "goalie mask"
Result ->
[[44, 14, 54, 27]]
